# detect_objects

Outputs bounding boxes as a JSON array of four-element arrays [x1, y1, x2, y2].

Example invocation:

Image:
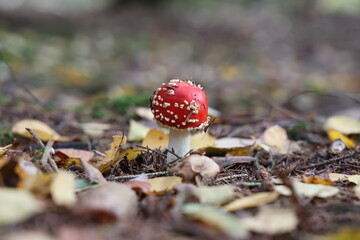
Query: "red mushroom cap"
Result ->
[[150, 79, 209, 131]]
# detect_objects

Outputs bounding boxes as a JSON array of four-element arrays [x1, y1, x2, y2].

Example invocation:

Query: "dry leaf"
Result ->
[[223, 191, 279, 211], [327, 130, 356, 149], [275, 180, 339, 198], [76, 182, 137, 219], [80, 158, 107, 184], [302, 176, 333, 186], [50, 171, 76, 207], [3, 230, 54, 240], [193, 185, 235, 206], [141, 129, 169, 150], [182, 203, 249, 239], [241, 207, 298, 234], [0, 188, 43, 225], [190, 132, 216, 150], [124, 174, 151, 194], [170, 154, 220, 181], [127, 120, 150, 141], [260, 125, 292, 154], [97, 135, 127, 171], [324, 115, 360, 134], [147, 176, 182, 195], [12, 119, 69, 141], [55, 149, 94, 162], [215, 137, 256, 148], [0, 144, 12, 156], [199, 146, 253, 157], [135, 107, 154, 121], [98, 148, 144, 172], [79, 122, 111, 137]]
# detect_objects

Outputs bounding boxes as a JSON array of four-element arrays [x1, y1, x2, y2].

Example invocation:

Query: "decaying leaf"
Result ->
[[80, 158, 107, 184], [182, 203, 249, 239], [324, 115, 360, 135], [76, 182, 137, 219], [241, 207, 298, 234], [147, 176, 182, 195], [190, 132, 216, 150], [79, 122, 111, 137], [124, 173, 151, 194], [127, 120, 150, 141], [12, 119, 69, 141], [275, 180, 339, 198], [223, 191, 279, 211], [193, 185, 235, 206], [327, 130, 356, 149], [141, 129, 169, 150], [50, 171, 76, 207], [170, 154, 220, 181], [302, 176, 333, 186], [259, 125, 296, 154], [0, 188, 43, 225], [55, 149, 94, 162], [215, 137, 256, 148]]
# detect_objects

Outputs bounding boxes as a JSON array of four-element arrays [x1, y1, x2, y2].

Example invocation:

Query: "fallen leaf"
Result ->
[[74, 179, 99, 192], [190, 132, 216, 149], [348, 175, 360, 185], [275, 180, 339, 198], [260, 125, 294, 154], [127, 120, 150, 141], [0, 144, 12, 156], [328, 173, 349, 182], [3, 230, 54, 240], [324, 115, 360, 135], [80, 158, 107, 184], [193, 185, 235, 206], [55, 149, 94, 162], [215, 137, 256, 148], [147, 176, 182, 195], [0, 188, 43, 225], [327, 130, 356, 149], [50, 171, 76, 207], [329, 138, 347, 154], [241, 207, 298, 234], [135, 107, 154, 121], [98, 148, 144, 172], [124, 173, 151, 194], [323, 228, 360, 240], [79, 122, 111, 137], [302, 176, 333, 186], [223, 191, 279, 211], [76, 182, 137, 220], [96, 135, 128, 172], [141, 129, 169, 150], [12, 119, 69, 141], [182, 203, 249, 239], [170, 154, 220, 181], [198, 146, 253, 157]]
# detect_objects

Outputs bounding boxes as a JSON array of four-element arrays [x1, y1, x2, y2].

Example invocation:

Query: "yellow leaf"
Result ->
[[223, 191, 279, 211], [98, 148, 144, 172], [261, 125, 293, 154], [327, 130, 356, 149], [12, 119, 69, 141], [324, 115, 360, 135], [190, 132, 216, 150], [50, 171, 76, 207], [0, 188, 43, 225], [0, 144, 12, 156], [302, 176, 333, 186], [97, 135, 127, 171], [80, 122, 111, 137], [324, 228, 360, 240], [127, 120, 150, 141], [147, 176, 182, 195], [142, 129, 169, 150], [275, 180, 339, 198]]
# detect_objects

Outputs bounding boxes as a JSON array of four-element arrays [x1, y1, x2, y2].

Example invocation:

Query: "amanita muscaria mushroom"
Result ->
[[150, 79, 210, 163]]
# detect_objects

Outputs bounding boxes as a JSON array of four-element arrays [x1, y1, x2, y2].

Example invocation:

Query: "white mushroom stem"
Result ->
[[167, 129, 190, 163]]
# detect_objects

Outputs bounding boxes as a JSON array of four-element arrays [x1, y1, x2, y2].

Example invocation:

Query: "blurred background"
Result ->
[[0, 0, 359, 119]]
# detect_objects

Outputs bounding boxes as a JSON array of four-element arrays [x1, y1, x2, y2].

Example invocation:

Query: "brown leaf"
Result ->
[[80, 158, 107, 184], [55, 149, 94, 162]]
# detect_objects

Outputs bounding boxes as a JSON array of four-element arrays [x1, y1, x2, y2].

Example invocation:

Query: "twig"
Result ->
[[26, 128, 45, 148], [26, 128, 58, 173], [93, 150, 106, 157], [300, 150, 360, 170], [136, 145, 167, 157], [261, 96, 305, 121], [39, 140, 58, 173], [106, 171, 178, 181], [215, 174, 248, 182]]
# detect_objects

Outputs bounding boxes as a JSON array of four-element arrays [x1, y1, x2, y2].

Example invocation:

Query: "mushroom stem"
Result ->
[[167, 129, 190, 163]]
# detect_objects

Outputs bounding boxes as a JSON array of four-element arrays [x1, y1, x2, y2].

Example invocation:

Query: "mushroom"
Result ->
[[150, 79, 210, 163]]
